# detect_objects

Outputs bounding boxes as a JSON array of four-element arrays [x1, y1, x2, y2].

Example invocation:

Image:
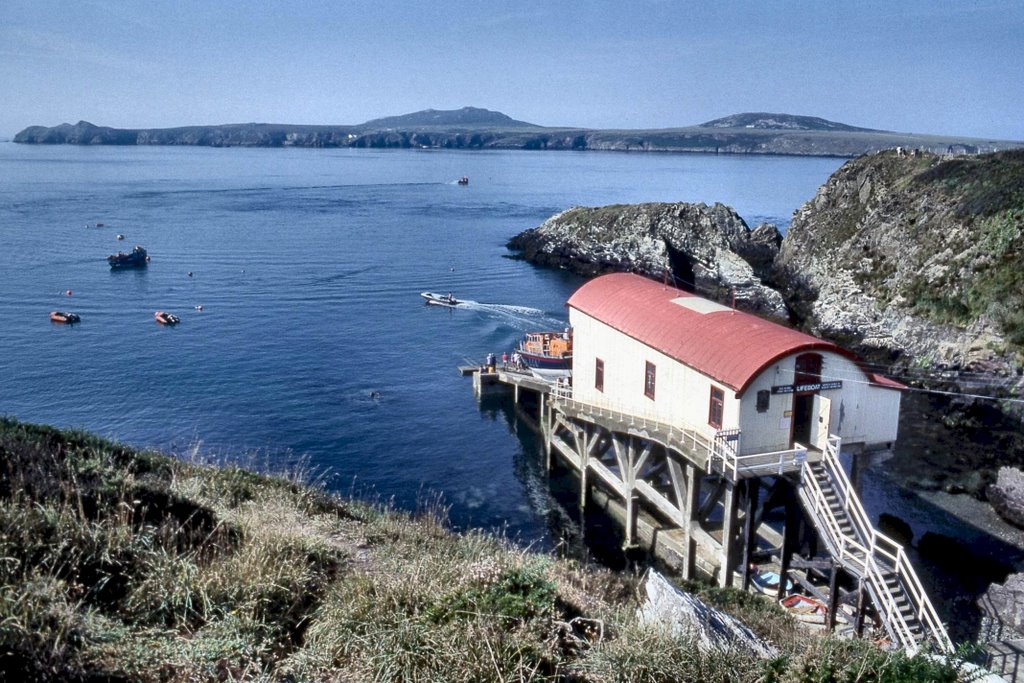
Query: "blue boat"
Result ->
[[108, 245, 148, 269]]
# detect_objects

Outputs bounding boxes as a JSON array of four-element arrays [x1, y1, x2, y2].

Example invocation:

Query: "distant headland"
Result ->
[[14, 107, 1021, 158]]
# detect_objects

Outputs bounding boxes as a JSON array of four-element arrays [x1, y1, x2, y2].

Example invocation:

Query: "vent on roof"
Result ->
[[671, 297, 731, 314]]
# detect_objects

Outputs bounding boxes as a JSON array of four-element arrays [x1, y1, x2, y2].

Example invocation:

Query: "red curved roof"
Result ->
[[567, 273, 901, 395]]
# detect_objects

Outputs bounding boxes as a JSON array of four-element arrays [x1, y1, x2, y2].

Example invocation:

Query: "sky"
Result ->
[[2, 0, 1022, 140]]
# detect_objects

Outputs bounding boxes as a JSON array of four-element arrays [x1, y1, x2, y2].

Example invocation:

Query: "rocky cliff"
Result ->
[[774, 149, 1023, 398], [507, 202, 787, 318]]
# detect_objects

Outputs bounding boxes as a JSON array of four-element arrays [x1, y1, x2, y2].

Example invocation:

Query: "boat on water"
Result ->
[[421, 291, 462, 307], [457, 176, 469, 185], [49, 311, 80, 324], [108, 245, 148, 269], [779, 594, 829, 624], [154, 311, 180, 325], [517, 331, 572, 379]]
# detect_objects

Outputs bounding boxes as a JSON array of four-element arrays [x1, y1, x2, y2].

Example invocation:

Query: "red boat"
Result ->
[[50, 311, 80, 324]]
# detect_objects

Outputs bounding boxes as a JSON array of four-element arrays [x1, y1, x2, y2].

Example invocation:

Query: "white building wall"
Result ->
[[735, 353, 901, 454], [571, 310, 902, 456], [569, 310, 738, 443]]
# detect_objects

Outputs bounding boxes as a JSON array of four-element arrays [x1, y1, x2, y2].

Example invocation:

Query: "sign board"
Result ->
[[771, 380, 842, 395]]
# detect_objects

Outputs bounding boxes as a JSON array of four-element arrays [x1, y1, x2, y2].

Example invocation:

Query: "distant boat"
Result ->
[[421, 291, 462, 307], [108, 245, 148, 269], [517, 331, 572, 379], [457, 176, 469, 185], [49, 311, 80, 324], [154, 311, 180, 325]]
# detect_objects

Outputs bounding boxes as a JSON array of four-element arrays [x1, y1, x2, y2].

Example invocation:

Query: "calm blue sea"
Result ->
[[0, 143, 842, 542]]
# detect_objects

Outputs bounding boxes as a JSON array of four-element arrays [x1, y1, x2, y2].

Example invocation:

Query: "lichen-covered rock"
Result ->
[[507, 202, 787, 318], [988, 467, 1024, 529]]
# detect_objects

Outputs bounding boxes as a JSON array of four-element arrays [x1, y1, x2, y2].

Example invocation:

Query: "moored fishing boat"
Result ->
[[108, 245, 148, 269], [49, 311, 80, 324], [154, 311, 180, 325], [517, 330, 572, 379]]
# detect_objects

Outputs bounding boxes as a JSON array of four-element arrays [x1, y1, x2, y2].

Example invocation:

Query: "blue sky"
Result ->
[[2, 0, 1022, 140]]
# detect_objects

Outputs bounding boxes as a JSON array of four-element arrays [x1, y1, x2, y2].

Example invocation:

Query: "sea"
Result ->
[[1, 143, 1017, 638]]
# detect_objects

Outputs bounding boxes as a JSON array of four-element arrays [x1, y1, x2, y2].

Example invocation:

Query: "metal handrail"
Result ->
[[800, 437, 952, 653]]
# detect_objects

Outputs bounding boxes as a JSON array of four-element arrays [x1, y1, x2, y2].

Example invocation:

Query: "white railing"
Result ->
[[550, 393, 716, 464], [800, 436, 952, 654]]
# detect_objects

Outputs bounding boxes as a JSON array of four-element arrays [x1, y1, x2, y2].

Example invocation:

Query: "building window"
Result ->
[[709, 386, 724, 428], [644, 361, 656, 400], [595, 358, 604, 392], [756, 389, 770, 413]]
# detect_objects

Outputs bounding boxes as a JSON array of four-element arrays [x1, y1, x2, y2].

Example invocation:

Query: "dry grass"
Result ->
[[0, 417, 972, 682]]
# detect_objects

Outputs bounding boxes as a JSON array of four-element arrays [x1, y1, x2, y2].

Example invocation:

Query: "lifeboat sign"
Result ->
[[771, 380, 842, 395]]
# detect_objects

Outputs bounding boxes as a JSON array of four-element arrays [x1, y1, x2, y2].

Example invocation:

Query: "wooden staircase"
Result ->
[[797, 436, 952, 654]]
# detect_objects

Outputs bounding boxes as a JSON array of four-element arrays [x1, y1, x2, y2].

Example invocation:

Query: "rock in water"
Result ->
[[988, 467, 1024, 529], [507, 202, 787, 318], [637, 570, 778, 659]]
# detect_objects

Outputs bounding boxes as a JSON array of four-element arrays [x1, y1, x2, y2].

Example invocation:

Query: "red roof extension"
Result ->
[[567, 273, 904, 396]]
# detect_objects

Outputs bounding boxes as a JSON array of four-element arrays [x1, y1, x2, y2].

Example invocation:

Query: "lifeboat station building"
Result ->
[[566, 272, 904, 459], [473, 271, 951, 653]]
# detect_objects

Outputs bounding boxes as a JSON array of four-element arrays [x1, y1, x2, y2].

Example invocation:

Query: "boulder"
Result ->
[[637, 570, 778, 659], [878, 513, 913, 547], [979, 573, 1024, 639], [988, 467, 1024, 529]]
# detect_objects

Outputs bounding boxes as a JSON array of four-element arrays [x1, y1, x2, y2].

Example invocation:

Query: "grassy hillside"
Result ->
[[0, 418, 969, 681]]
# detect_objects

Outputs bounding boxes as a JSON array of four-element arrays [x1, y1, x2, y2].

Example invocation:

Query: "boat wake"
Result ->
[[456, 301, 564, 329]]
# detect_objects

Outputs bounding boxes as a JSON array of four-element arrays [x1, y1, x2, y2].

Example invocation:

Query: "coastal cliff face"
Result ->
[[507, 202, 787, 318], [774, 150, 1024, 396]]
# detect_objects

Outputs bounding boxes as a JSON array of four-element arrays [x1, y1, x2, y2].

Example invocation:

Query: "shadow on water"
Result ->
[[477, 393, 653, 574], [480, 389, 1024, 644]]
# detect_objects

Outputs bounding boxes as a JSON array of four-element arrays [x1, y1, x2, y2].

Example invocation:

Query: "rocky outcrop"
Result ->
[[774, 149, 1024, 399], [507, 202, 786, 318]]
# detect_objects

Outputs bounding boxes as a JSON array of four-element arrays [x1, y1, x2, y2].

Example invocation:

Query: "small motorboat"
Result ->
[[154, 311, 180, 325], [108, 245, 148, 269], [421, 291, 462, 307], [457, 176, 469, 185], [779, 594, 828, 624], [49, 311, 80, 324]]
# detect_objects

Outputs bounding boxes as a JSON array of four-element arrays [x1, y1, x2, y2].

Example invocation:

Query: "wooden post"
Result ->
[[719, 480, 739, 588], [578, 429, 589, 514], [777, 486, 798, 602], [623, 438, 638, 549], [740, 479, 760, 592], [681, 462, 701, 581], [827, 562, 841, 632], [854, 580, 867, 638]]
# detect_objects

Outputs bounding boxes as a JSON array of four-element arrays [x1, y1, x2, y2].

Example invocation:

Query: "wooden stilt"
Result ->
[[777, 485, 798, 602], [827, 562, 841, 632], [854, 581, 867, 638], [681, 462, 701, 580], [740, 479, 760, 592], [719, 480, 738, 588]]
